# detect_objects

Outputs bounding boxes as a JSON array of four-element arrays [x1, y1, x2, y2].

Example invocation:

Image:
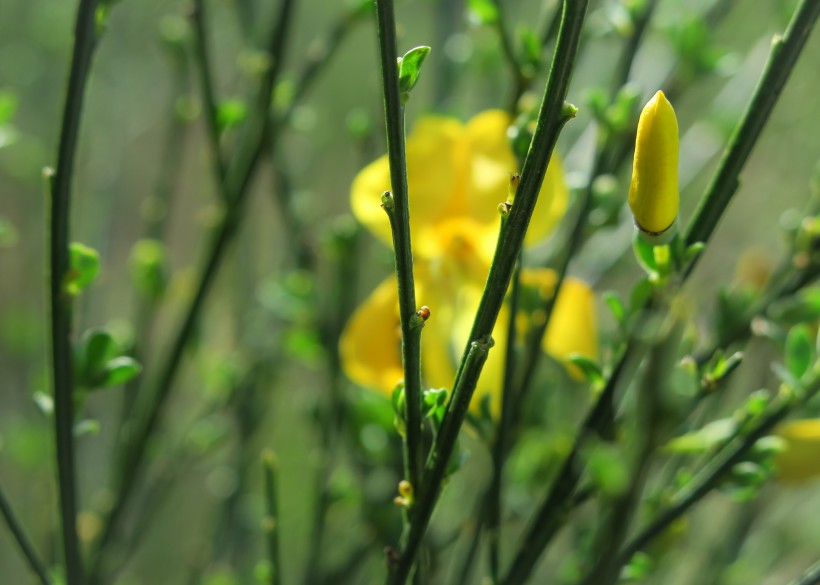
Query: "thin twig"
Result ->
[[48, 1, 100, 583], [373, 0, 424, 501], [0, 482, 53, 585], [190, 0, 228, 192], [684, 0, 820, 260]]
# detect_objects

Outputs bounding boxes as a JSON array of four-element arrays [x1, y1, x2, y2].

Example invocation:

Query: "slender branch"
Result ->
[[190, 0, 228, 191], [262, 450, 282, 585], [373, 0, 424, 497], [619, 374, 820, 563], [684, 0, 820, 258], [790, 559, 820, 585], [48, 1, 100, 583], [385, 3, 589, 583], [89, 1, 296, 579], [0, 482, 53, 585]]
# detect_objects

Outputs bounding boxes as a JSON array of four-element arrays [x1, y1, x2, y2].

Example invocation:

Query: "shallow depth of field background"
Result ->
[[0, 0, 819, 583]]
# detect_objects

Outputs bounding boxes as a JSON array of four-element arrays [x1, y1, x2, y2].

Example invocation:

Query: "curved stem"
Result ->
[[48, 1, 100, 583]]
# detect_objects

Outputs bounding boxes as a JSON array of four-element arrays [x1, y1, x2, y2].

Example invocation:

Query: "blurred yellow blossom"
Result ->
[[340, 110, 597, 413], [774, 419, 820, 483], [628, 90, 679, 235]]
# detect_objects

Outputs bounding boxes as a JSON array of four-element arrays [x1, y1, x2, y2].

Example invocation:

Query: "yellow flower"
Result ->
[[628, 90, 679, 235], [774, 419, 820, 483], [340, 110, 598, 413]]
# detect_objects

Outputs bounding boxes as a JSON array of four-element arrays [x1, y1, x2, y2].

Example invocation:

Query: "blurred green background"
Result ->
[[0, 0, 818, 583]]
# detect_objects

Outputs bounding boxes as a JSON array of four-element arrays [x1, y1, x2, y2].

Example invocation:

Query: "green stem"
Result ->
[[619, 374, 820, 564], [488, 0, 527, 113], [385, 3, 589, 583], [190, 0, 228, 191], [89, 1, 295, 579], [262, 450, 282, 585], [373, 0, 423, 497], [790, 559, 820, 585], [0, 482, 53, 585], [48, 2, 99, 583], [387, 338, 493, 585], [684, 0, 820, 259]]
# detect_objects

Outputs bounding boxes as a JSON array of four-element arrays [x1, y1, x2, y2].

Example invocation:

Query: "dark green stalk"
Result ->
[[373, 0, 423, 496], [385, 4, 589, 583], [0, 482, 53, 585], [48, 2, 99, 583], [684, 0, 820, 260], [790, 559, 820, 585], [262, 450, 282, 585], [89, 1, 295, 579], [190, 0, 228, 190], [619, 374, 820, 564]]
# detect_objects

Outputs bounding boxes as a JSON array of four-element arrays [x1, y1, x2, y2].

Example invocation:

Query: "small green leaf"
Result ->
[[73, 419, 101, 438], [130, 239, 168, 302], [467, 0, 499, 24], [566, 354, 604, 389], [768, 287, 820, 325], [78, 329, 118, 384], [664, 418, 737, 454], [397, 46, 431, 100], [216, 98, 248, 133], [629, 277, 653, 314], [632, 230, 658, 276], [516, 25, 540, 70], [0, 90, 18, 126], [95, 357, 142, 388], [65, 243, 100, 296], [603, 291, 626, 325], [785, 324, 814, 380], [584, 440, 630, 496]]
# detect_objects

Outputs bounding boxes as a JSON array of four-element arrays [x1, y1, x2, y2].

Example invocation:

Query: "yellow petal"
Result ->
[[339, 277, 404, 396], [350, 116, 468, 252], [465, 110, 569, 249], [775, 419, 820, 484], [628, 91, 679, 234]]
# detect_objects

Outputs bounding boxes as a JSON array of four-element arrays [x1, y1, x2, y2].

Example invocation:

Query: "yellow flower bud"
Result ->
[[628, 91, 679, 235]]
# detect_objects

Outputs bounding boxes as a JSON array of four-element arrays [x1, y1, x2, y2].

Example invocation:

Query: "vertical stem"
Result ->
[[0, 482, 53, 585], [190, 0, 228, 191], [373, 0, 423, 496], [262, 450, 282, 585], [48, 1, 99, 583]]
